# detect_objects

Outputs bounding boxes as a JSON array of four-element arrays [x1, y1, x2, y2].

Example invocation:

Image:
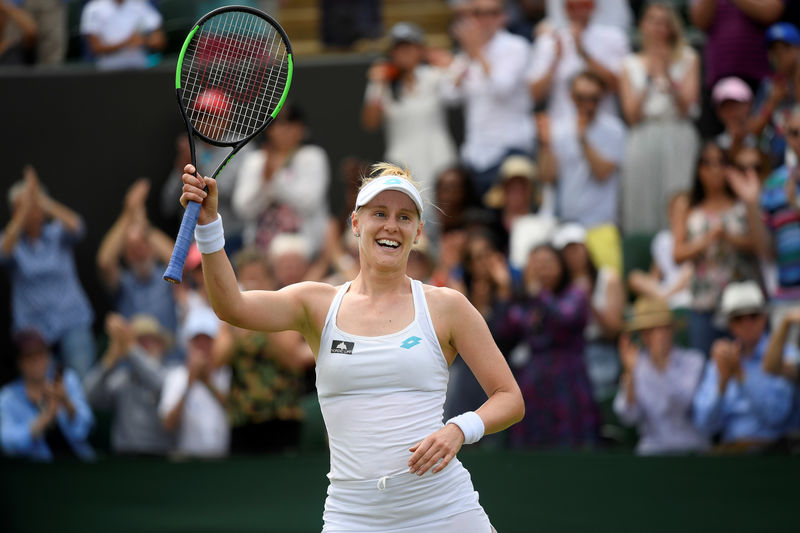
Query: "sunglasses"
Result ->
[[788, 128, 800, 139], [735, 163, 763, 173], [700, 157, 725, 167], [469, 8, 502, 17], [730, 312, 762, 323], [574, 93, 601, 104]]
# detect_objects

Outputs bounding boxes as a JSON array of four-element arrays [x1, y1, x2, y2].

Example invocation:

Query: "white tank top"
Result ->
[[316, 279, 449, 482]]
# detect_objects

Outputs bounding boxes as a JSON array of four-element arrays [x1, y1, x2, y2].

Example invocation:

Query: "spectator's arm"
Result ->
[[537, 286, 589, 329], [730, 0, 784, 24], [763, 313, 800, 380], [575, 42, 619, 94], [1, 205, 28, 257], [58, 371, 94, 441], [144, 28, 166, 51], [272, 147, 330, 213], [484, 43, 531, 99], [127, 347, 167, 393], [672, 202, 718, 263], [85, 33, 141, 56], [671, 52, 700, 118], [0, 1, 37, 47], [232, 152, 274, 220], [82, 364, 116, 411], [592, 270, 624, 338], [43, 195, 82, 236], [148, 226, 175, 266], [692, 362, 726, 435], [749, 82, 784, 138], [613, 372, 641, 425], [689, 0, 717, 30], [528, 35, 559, 104], [581, 137, 617, 181], [619, 62, 647, 125], [740, 369, 793, 427], [268, 330, 315, 371], [96, 209, 131, 290], [159, 372, 189, 431], [0, 391, 38, 456], [361, 75, 386, 132]]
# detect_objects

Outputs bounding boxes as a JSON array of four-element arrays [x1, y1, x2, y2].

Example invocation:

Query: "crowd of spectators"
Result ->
[[3, 0, 800, 461]]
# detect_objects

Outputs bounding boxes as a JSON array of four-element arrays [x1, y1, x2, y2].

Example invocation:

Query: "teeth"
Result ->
[[377, 239, 400, 248]]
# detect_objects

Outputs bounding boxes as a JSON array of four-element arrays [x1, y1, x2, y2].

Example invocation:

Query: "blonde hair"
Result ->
[[641, 1, 687, 60]]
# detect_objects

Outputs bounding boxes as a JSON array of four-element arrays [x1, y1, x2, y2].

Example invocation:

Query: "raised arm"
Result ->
[[730, 0, 784, 25]]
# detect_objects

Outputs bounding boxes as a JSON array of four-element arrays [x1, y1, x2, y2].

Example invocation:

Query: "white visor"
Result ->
[[355, 175, 424, 216]]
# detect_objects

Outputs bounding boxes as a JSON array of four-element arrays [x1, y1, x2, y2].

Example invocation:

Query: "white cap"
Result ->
[[719, 281, 766, 318], [552, 223, 587, 250], [181, 307, 220, 346], [355, 175, 424, 216]]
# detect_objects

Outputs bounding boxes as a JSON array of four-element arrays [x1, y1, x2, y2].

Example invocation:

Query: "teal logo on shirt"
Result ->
[[400, 336, 421, 349]]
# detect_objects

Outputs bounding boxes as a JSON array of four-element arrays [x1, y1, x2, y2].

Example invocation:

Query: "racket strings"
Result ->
[[181, 11, 289, 143]]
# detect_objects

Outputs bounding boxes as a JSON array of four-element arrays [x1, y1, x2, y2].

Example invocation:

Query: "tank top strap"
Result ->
[[323, 281, 351, 333], [410, 280, 445, 364]]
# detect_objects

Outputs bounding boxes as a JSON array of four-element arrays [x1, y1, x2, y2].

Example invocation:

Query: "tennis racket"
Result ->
[[163, 5, 293, 283]]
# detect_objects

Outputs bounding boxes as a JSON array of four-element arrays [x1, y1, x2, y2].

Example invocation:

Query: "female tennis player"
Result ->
[[179, 161, 524, 532]]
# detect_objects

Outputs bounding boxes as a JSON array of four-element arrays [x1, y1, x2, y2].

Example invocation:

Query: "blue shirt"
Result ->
[[0, 220, 94, 343], [693, 334, 796, 443], [760, 165, 800, 300], [0, 366, 95, 461], [116, 262, 177, 334]]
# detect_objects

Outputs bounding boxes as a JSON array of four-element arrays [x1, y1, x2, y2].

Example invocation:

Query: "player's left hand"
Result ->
[[408, 424, 464, 476]]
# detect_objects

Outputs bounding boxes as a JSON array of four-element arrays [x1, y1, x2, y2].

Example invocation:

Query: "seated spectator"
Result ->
[[233, 104, 330, 256], [0, 330, 94, 461], [673, 141, 761, 356], [539, 71, 627, 274], [84, 313, 174, 456], [80, 0, 166, 71], [555, 223, 624, 404], [619, 1, 700, 234], [216, 248, 313, 454], [693, 281, 795, 452], [97, 179, 177, 335], [361, 22, 457, 213], [16, 0, 66, 65], [529, 0, 629, 124], [751, 22, 800, 167], [1, 166, 95, 378], [614, 297, 709, 455], [628, 191, 693, 310], [441, 0, 534, 196], [159, 307, 230, 459], [0, 0, 37, 66], [493, 244, 599, 448], [712, 77, 757, 157]]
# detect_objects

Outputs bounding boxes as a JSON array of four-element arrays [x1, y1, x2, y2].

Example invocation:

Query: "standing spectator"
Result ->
[[1, 166, 95, 378], [493, 244, 600, 448], [529, 0, 630, 125], [80, 0, 166, 71], [97, 179, 177, 335], [0, 0, 36, 66], [428, 165, 477, 248], [361, 22, 457, 213], [690, 0, 784, 135], [0, 330, 94, 461], [18, 0, 66, 64], [216, 248, 313, 454], [159, 307, 230, 459], [441, 0, 534, 196], [693, 281, 795, 451], [84, 313, 174, 456], [619, 2, 700, 234], [673, 141, 761, 355], [712, 77, 758, 157], [751, 22, 800, 167], [544, 0, 632, 32], [320, 0, 380, 49], [233, 104, 330, 256], [555, 223, 624, 405], [614, 297, 709, 455], [539, 71, 627, 274]]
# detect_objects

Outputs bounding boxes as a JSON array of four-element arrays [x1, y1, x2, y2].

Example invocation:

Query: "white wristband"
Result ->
[[446, 411, 484, 445], [194, 214, 225, 254], [365, 81, 385, 103]]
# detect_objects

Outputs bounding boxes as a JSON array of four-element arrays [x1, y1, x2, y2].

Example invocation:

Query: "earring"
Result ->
[[354, 232, 360, 238]]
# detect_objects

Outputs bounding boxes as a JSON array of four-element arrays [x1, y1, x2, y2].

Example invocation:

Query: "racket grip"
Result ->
[[163, 200, 202, 284]]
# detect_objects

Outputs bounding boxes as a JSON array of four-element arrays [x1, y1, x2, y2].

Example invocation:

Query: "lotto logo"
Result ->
[[400, 336, 421, 349], [383, 178, 403, 185]]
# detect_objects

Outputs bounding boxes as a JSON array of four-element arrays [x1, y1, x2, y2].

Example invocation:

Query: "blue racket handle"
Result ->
[[163, 200, 202, 284]]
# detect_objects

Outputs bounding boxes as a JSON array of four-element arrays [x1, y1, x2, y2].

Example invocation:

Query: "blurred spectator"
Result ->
[[407, 237, 435, 283], [0, 0, 36, 66], [493, 244, 599, 448], [619, 2, 700, 234], [690, 0, 784, 135], [80, 0, 166, 71], [505, 0, 546, 41], [762, 307, 800, 436], [216, 248, 313, 454], [441, 0, 534, 196], [428, 165, 477, 246], [614, 297, 709, 455], [538, 71, 626, 274], [529, 0, 629, 124], [673, 141, 761, 355], [17, 0, 66, 64], [161, 135, 253, 255], [268, 233, 316, 287], [159, 307, 230, 459], [84, 313, 173, 456], [544, 0, 632, 32], [320, 0, 380, 49], [233, 104, 330, 256], [555, 223, 624, 404], [693, 281, 795, 452], [97, 179, 177, 335], [361, 22, 457, 213], [712, 77, 758, 157], [0, 330, 94, 461], [1, 166, 95, 378], [197, 1, 283, 19], [628, 191, 693, 310], [751, 22, 800, 167]]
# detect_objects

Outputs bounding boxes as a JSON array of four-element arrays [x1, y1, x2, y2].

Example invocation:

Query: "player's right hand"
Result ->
[[180, 164, 218, 225]]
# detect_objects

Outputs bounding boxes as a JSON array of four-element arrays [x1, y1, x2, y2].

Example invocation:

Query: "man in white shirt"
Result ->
[[545, 0, 632, 32], [528, 0, 629, 125], [441, 0, 535, 197], [159, 307, 230, 458], [80, 0, 165, 70]]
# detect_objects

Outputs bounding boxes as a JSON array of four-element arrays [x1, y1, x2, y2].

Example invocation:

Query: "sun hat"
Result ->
[[551, 223, 587, 250], [719, 281, 766, 318], [355, 174, 424, 215], [483, 155, 539, 209], [180, 307, 220, 347], [626, 297, 673, 332], [130, 314, 173, 347]]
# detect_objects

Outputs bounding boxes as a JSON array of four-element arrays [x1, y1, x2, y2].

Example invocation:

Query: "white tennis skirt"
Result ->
[[322, 458, 493, 532]]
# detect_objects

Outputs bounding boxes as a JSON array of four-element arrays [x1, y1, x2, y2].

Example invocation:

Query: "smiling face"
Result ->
[[352, 190, 423, 272]]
